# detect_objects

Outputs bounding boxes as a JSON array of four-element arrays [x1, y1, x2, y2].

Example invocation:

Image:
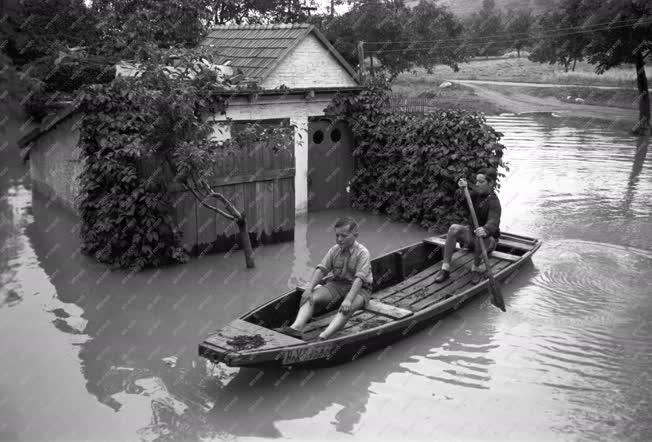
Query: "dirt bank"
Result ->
[[440, 80, 643, 133]]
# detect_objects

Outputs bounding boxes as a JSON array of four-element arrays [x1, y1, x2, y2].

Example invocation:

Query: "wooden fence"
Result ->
[[168, 122, 295, 255], [387, 93, 439, 114]]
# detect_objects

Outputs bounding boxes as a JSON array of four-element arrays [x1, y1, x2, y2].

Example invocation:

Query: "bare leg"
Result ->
[[319, 294, 366, 339], [290, 287, 332, 331], [472, 237, 495, 269], [443, 224, 471, 268]]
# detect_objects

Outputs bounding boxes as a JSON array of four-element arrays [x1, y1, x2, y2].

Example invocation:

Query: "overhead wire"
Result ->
[[362, 18, 652, 54], [362, 17, 651, 46]]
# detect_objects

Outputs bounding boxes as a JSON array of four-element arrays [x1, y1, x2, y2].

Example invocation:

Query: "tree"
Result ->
[[403, 0, 470, 72], [1, 0, 98, 65], [139, 50, 294, 268], [202, 0, 314, 25], [528, 0, 591, 72], [89, 0, 210, 58], [79, 49, 295, 268], [318, 0, 468, 76], [464, 0, 507, 57], [583, 0, 651, 134], [504, 9, 534, 58], [530, 0, 651, 134], [354, 0, 413, 75]]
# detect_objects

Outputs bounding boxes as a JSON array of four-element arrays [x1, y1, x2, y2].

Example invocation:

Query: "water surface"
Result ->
[[1, 113, 650, 441]]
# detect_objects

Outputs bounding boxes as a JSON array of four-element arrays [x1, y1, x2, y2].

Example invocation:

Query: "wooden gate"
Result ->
[[169, 120, 295, 255], [307, 119, 354, 212]]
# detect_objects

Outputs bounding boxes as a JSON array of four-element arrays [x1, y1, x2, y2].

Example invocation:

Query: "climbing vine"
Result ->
[[78, 48, 293, 269], [327, 76, 507, 232]]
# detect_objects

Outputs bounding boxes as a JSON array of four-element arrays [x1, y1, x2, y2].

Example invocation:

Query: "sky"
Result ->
[[311, 0, 352, 15]]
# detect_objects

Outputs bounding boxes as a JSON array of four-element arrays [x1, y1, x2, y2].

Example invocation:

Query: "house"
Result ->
[[19, 23, 363, 254]]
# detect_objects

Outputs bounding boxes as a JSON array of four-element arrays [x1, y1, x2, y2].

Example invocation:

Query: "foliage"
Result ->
[[2, 0, 313, 66], [581, 0, 651, 72], [22, 53, 116, 120], [326, 76, 506, 231], [463, 0, 508, 57], [528, 0, 591, 72], [77, 48, 293, 269], [583, 0, 651, 133], [205, 0, 314, 24], [1, 0, 99, 65], [504, 9, 534, 57], [404, 1, 471, 72], [529, 0, 650, 132], [78, 77, 191, 269], [89, 0, 209, 59], [316, 0, 468, 76]]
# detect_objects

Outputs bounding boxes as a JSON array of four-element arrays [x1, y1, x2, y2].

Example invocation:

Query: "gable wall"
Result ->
[[261, 33, 357, 89]]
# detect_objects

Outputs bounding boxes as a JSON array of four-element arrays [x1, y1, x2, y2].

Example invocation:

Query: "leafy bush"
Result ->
[[327, 76, 506, 232], [77, 78, 190, 269], [76, 48, 293, 269], [23, 54, 116, 121]]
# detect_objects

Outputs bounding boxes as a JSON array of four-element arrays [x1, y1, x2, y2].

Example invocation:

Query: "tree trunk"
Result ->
[[236, 216, 255, 268], [517, 47, 520, 58], [370, 54, 374, 76], [634, 52, 651, 135], [572, 59, 577, 72]]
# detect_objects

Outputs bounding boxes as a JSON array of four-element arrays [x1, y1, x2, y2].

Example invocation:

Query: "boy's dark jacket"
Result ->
[[457, 189, 501, 238]]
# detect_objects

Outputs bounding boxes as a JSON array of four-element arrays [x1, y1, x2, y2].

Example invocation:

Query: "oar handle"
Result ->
[[462, 186, 490, 261], [461, 184, 506, 312]]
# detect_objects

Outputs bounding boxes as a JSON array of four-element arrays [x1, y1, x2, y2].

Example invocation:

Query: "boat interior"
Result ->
[[231, 233, 539, 342]]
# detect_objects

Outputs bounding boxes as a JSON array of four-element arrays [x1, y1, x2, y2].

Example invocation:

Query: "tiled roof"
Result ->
[[199, 23, 357, 83]]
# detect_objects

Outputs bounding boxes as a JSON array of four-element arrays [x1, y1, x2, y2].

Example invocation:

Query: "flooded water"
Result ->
[[1, 111, 651, 441]]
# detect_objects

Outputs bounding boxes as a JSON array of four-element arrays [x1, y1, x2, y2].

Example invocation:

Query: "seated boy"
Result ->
[[278, 217, 373, 341], [434, 168, 502, 284]]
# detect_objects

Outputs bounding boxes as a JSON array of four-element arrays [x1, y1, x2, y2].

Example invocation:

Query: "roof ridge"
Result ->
[[210, 23, 312, 30]]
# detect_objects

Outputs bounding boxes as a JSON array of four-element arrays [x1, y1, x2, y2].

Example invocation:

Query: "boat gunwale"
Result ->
[[215, 235, 542, 362]]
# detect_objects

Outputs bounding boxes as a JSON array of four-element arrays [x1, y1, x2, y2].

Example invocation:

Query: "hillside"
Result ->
[[405, 0, 549, 16]]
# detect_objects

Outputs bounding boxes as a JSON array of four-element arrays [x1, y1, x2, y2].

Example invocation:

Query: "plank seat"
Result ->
[[496, 238, 534, 251], [490, 250, 521, 262], [365, 299, 414, 319], [423, 236, 521, 262]]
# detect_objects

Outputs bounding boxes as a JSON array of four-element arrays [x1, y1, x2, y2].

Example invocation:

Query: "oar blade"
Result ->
[[488, 277, 506, 312]]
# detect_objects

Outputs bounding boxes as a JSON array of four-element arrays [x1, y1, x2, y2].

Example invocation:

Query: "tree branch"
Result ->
[[163, 154, 235, 220], [200, 179, 243, 219], [185, 182, 235, 220]]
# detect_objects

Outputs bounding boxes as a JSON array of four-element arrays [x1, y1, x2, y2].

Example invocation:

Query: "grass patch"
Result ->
[[519, 86, 641, 109], [390, 79, 509, 115], [398, 57, 647, 87]]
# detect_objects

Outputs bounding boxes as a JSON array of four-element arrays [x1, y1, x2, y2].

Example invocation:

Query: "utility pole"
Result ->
[[330, 0, 335, 18], [357, 41, 365, 80]]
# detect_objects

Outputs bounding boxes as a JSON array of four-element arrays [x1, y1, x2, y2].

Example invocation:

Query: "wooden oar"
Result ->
[[462, 185, 506, 312]]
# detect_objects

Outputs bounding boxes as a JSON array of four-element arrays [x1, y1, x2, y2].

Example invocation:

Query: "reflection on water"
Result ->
[[1, 113, 651, 441]]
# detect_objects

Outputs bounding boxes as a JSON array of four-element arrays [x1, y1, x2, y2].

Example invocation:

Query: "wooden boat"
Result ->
[[198, 232, 541, 368]]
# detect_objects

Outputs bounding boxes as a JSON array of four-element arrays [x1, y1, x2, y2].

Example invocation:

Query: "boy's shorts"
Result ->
[[322, 280, 371, 309], [458, 226, 497, 253]]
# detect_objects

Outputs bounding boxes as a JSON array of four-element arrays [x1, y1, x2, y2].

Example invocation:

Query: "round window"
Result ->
[[330, 128, 342, 142], [312, 130, 324, 144]]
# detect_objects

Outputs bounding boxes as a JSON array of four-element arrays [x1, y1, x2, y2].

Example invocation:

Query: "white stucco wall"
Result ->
[[261, 34, 358, 90], [29, 114, 84, 214]]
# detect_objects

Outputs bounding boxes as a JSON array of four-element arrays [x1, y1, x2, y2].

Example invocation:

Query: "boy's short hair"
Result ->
[[334, 217, 358, 233], [477, 167, 498, 184]]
